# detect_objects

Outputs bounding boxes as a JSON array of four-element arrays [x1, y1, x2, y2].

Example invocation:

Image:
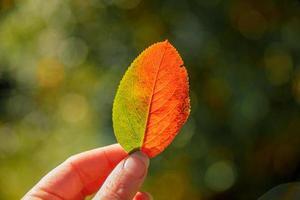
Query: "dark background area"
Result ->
[[0, 0, 300, 199]]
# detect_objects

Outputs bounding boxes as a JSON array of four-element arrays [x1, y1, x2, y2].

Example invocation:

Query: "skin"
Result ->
[[22, 144, 152, 200]]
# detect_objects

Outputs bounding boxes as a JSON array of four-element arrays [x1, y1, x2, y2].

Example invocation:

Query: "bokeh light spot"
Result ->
[[59, 93, 89, 123], [264, 45, 293, 86], [204, 160, 236, 192], [37, 58, 64, 88], [58, 37, 88, 68], [38, 29, 64, 57], [282, 18, 300, 50], [237, 10, 267, 40]]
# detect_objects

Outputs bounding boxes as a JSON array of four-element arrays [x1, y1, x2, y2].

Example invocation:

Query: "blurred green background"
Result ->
[[0, 0, 300, 199]]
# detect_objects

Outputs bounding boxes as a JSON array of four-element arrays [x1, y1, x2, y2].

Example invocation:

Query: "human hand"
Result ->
[[22, 144, 152, 200]]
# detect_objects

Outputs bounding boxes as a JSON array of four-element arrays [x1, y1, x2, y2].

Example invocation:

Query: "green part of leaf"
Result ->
[[112, 53, 150, 153]]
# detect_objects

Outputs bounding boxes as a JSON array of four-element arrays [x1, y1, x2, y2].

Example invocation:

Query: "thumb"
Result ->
[[93, 151, 149, 200]]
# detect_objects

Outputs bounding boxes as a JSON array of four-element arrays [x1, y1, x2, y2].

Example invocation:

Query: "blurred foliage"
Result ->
[[259, 183, 300, 200], [0, 0, 300, 199]]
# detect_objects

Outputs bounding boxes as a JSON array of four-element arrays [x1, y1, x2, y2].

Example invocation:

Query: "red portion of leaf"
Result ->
[[141, 41, 190, 157]]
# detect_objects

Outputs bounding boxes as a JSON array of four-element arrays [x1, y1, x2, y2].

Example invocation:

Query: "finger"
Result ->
[[93, 151, 149, 200], [23, 144, 127, 200], [133, 192, 153, 200]]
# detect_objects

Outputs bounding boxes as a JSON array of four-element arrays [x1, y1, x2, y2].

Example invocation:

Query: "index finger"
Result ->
[[23, 144, 127, 200]]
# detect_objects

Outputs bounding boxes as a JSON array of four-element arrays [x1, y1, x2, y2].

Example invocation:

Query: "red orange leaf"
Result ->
[[113, 40, 190, 157]]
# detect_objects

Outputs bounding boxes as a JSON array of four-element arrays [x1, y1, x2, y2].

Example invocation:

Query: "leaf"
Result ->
[[259, 182, 300, 200], [112, 40, 190, 157]]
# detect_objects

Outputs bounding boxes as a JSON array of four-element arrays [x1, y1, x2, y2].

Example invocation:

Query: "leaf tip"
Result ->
[[162, 39, 174, 48]]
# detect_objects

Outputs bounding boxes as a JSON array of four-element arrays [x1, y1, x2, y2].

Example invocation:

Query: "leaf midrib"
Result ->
[[142, 43, 168, 145]]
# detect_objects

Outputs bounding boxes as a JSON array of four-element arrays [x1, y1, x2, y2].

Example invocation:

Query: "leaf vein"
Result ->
[[151, 85, 178, 113], [148, 102, 178, 128], [143, 43, 168, 138]]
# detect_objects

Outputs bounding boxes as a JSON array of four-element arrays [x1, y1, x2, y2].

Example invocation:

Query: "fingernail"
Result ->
[[124, 151, 149, 178]]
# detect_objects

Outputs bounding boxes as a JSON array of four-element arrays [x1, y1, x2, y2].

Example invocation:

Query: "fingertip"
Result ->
[[124, 151, 149, 178], [133, 191, 153, 200], [93, 151, 150, 200], [131, 151, 150, 167]]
